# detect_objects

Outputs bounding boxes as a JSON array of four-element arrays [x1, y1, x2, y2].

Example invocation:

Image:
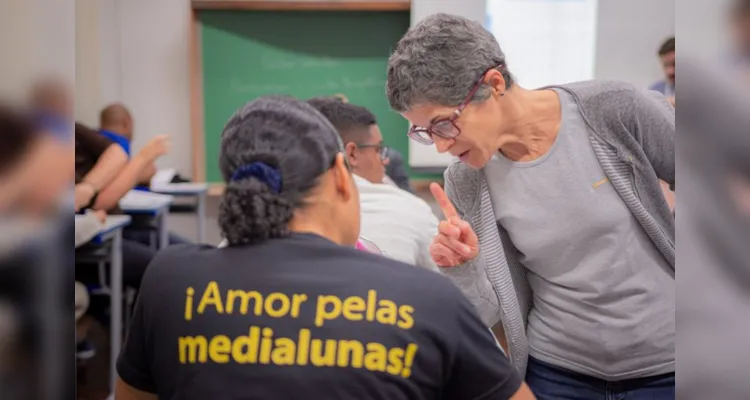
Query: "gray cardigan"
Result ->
[[440, 80, 675, 376]]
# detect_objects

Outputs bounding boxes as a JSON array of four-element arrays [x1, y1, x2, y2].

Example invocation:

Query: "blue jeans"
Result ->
[[526, 356, 675, 400]]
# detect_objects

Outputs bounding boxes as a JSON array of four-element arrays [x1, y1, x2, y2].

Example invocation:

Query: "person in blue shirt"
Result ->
[[99, 103, 158, 187], [649, 37, 675, 103], [97, 104, 190, 246], [99, 105, 131, 155]]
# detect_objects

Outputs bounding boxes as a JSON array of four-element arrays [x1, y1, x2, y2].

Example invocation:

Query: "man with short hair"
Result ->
[[308, 98, 439, 271], [99, 103, 157, 185], [95, 103, 190, 246], [649, 37, 675, 101], [309, 95, 413, 191], [99, 103, 133, 152]]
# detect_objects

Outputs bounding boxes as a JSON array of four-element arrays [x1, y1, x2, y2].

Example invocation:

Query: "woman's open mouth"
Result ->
[[458, 150, 470, 162]]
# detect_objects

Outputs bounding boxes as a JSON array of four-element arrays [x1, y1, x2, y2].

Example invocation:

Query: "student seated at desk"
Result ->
[[98, 103, 153, 185], [308, 95, 413, 192], [96, 103, 191, 245], [115, 96, 533, 400], [75, 123, 156, 289], [308, 98, 439, 271]]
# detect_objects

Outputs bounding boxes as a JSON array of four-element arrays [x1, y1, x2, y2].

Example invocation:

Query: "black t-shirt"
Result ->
[[117, 233, 521, 400]]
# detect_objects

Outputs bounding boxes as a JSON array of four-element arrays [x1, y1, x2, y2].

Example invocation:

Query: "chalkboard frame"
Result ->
[[188, 0, 412, 195]]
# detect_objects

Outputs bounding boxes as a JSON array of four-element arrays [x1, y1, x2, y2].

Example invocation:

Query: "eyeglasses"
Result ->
[[355, 143, 389, 161], [408, 63, 505, 145]]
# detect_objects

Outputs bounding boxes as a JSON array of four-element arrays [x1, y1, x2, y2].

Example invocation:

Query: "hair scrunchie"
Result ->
[[230, 162, 282, 193]]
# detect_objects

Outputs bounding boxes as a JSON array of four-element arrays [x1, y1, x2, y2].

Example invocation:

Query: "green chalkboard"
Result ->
[[199, 10, 417, 183]]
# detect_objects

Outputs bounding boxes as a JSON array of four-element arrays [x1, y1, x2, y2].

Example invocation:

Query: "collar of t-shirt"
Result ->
[[99, 129, 130, 157]]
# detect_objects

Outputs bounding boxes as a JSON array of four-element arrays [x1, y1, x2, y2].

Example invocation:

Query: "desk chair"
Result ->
[[75, 244, 137, 332], [122, 214, 161, 251]]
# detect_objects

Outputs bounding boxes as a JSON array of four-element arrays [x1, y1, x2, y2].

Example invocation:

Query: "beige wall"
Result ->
[[75, 0, 193, 173], [0, 0, 33, 102], [75, 0, 103, 126], [0, 0, 75, 103], [74, 0, 455, 178]]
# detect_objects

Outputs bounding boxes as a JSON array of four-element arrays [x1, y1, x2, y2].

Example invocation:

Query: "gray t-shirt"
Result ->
[[483, 89, 675, 381]]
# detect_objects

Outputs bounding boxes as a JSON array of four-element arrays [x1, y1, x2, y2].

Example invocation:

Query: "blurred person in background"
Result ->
[[308, 98, 439, 271], [648, 37, 677, 211], [99, 103, 157, 185], [387, 13, 674, 399], [0, 105, 73, 217], [31, 78, 129, 213], [74, 123, 159, 290], [730, 0, 750, 73], [649, 37, 676, 106], [0, 104, 74, 399], [74, 121, 129, 212], [29, 77, 73, 139], [96, 104, 192, 245], [77, 122, 169, 212], [384, 147, 414, 193], [677, 58, 750, 400]]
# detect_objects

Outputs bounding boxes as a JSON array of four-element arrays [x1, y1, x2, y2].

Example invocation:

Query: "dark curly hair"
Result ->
[[218, 96, 344, 246]]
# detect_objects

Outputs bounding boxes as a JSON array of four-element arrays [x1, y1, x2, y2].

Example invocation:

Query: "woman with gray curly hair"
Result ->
[[387, 13, 675, 400]]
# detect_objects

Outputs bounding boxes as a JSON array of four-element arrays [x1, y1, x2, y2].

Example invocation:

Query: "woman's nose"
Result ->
[[433, 136, 454, 154]]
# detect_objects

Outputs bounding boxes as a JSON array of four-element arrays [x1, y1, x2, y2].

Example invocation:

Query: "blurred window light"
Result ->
[[486, 0, 598, 88]]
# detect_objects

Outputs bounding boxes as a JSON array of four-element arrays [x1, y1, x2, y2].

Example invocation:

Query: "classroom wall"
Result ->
[[87, 0, 193, 175], [73, 0, 192, 171], [76, 0, 103, 126], [678, 0, 733, 62], [75, 0, 479, 177], [0, 0, 75, 103], [74, 0, 674, 177], [594, 0, 675, 88]]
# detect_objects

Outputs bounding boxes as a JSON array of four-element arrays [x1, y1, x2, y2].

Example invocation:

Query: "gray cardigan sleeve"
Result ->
[[625, 88, 676, 190], [437, 168, 503, 328]]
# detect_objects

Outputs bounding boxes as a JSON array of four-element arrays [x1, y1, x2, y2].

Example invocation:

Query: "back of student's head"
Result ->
[[219, 95, 360, 246], [99, 103, 133, 139], [307, 98, 388, 184], [306, 98, 376, 143]]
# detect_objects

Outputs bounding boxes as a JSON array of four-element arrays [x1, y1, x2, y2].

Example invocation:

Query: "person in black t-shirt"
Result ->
[[115, 96, 534, 400]]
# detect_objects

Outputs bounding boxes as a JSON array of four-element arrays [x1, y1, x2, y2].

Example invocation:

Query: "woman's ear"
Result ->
[[332, 152, 354, 202], [486, 69, 507, 96]]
